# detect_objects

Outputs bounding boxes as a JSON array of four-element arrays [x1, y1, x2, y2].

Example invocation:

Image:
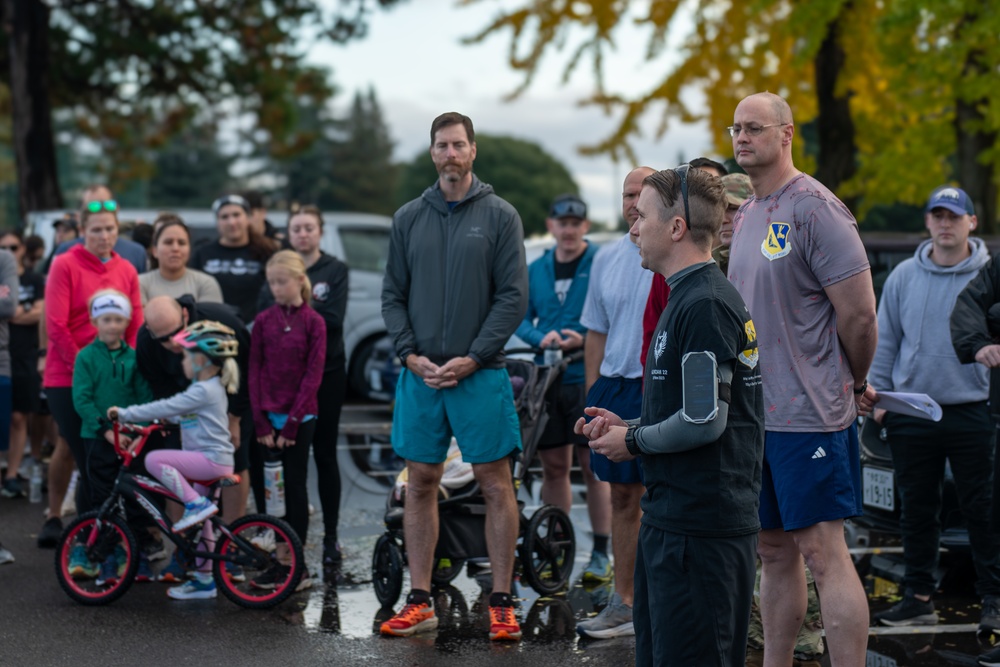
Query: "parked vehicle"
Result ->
[[25, 208, 392, 400]]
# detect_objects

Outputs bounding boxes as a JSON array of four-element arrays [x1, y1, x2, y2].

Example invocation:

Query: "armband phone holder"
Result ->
[[681, 351, 719, 424]]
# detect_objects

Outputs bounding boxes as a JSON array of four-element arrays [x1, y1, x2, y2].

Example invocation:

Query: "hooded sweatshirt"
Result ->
[[870, 237, 990, 405], [382, 175, 528, 368]]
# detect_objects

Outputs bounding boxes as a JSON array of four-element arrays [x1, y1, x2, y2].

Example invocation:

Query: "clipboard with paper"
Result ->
[[876, 392, 943, 422]]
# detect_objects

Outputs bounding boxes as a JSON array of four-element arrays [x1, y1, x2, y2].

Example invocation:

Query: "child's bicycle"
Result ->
[[54, 420, 304, 608]]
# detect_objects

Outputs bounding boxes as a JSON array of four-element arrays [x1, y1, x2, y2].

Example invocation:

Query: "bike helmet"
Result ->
[[171, 320, 239, 361]]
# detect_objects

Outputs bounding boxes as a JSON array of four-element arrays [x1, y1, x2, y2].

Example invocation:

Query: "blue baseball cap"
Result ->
[[926, 186, 975, 216]]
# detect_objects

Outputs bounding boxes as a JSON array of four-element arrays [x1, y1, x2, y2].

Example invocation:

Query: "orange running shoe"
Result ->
[[380, 602, 439, 636], [489, 605, 522, 641]]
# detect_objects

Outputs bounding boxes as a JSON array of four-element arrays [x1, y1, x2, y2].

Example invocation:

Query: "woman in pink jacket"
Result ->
[[37, 199, 143, 547]]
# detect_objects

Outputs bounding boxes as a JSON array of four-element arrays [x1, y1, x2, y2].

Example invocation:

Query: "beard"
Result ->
[[437, 161, 471, 183]]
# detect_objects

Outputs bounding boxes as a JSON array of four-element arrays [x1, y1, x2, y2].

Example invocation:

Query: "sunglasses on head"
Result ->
[[153, 322, 184, 344], [85, 200, 118, 213], [550, 199, 587, 219], [674, 164, 692, 230]]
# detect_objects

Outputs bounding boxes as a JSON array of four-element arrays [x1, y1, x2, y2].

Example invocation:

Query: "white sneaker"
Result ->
[[167, 574, 216, 600], [250, 528, 276, 552]]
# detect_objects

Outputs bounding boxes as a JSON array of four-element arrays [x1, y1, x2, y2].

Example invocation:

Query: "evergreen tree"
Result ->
[[148, 123, 234, 208], [327, 88, 397, 214]]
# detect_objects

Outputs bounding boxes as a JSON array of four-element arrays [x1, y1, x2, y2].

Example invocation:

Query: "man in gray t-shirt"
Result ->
[[727, 92, 877, 667]]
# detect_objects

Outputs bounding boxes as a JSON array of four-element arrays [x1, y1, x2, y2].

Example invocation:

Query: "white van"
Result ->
[[25, 208, 393, 401]]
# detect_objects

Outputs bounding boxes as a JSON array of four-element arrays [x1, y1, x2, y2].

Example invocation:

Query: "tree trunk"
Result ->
[[955, 47, 997, 233], [812, 13, 858, 214], [4, 0, 62, 217]]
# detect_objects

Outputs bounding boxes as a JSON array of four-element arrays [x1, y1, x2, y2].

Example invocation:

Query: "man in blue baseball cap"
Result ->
[[874, 183, 1000, 634]]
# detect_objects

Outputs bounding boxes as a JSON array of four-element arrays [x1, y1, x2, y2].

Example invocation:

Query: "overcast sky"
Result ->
[[309, 0, 718, 228]]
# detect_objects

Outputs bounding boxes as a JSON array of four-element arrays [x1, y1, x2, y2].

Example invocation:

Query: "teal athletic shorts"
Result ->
[[391, 367, 522, 465]]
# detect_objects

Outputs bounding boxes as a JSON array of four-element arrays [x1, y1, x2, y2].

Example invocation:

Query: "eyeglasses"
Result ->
[[85, 200, 118, 213], [550, 198, 587, 219], [0, 244, 20, 252], [153, 322, 184, 344], [674, 164, 691, 230], [727, 123, 788, 137]]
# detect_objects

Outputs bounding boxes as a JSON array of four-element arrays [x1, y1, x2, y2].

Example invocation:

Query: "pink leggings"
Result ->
[[145, 450, 233, 504]]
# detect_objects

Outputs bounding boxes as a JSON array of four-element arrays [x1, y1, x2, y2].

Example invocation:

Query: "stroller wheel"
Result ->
[[372, 533, 404, 607], [520, 504, 575, 596], [431, 557, 466, 585]]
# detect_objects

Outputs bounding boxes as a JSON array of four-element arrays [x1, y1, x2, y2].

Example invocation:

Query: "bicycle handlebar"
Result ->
[[109, 420, 174, 465]]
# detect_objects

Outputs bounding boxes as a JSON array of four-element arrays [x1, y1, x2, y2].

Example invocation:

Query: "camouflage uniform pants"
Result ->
[[747, 561, 825, 659]]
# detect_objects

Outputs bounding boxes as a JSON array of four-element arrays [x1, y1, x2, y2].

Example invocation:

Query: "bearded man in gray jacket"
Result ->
[[380, 112, 528, 641]]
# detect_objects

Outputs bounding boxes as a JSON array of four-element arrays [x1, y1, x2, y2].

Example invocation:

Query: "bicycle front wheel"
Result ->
[[55, 511, 138, 605], [214, 514, 304, 609]]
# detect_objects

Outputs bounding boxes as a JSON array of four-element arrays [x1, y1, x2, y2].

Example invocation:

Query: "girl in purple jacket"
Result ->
[[250, 250, 325, 590]]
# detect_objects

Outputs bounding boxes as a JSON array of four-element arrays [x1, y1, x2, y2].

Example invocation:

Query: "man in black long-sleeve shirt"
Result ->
[[136, 295, 252, 526]]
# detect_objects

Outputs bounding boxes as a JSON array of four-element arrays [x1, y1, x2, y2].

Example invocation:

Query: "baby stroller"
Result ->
[[371, 350, 580, 607]]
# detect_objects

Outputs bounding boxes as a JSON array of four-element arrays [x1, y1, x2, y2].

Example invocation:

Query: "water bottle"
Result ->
[[543, 344, 563, 366], [29, 461, 43, 504], [263, 448, 286, 517]]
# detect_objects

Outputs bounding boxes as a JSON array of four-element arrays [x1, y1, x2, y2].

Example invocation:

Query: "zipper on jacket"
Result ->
[[441, 205, 452, 359]]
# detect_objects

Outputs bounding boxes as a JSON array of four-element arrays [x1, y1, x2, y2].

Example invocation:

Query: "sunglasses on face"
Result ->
[[85, 200, 118, 213], [153, 322, 184, 344], [0, 244, 20, 252]]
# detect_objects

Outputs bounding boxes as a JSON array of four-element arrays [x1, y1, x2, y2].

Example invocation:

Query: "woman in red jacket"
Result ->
[[37, 199, 143, 545]]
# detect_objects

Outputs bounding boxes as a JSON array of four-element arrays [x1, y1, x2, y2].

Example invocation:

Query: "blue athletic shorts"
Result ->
[[585, 375, 644, 485], [758, 425, 863, 531], [392, 367, 521, 465]]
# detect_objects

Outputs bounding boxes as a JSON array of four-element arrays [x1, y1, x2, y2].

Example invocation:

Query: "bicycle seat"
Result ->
[[191, 474, 242, 488]]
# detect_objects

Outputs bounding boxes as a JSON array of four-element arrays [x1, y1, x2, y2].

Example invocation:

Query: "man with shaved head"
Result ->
[[573, 166, 655, 639], [727, 92, 877, 666], [135, 296, 252, 535]]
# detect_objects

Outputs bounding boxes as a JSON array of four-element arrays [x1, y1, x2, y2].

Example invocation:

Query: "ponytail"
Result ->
[[220, 358, 240, 395]]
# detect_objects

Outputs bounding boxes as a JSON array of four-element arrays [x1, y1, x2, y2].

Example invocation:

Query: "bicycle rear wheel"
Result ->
[[55, 511, 138, 605], [213, 514, 304, 609]]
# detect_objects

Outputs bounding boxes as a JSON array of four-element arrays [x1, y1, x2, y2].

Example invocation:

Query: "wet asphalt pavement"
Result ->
[[0, 403, 997, 666]]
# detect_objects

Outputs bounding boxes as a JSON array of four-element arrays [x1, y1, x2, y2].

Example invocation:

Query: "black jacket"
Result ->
[[135, 295, 251, 416], [258, 252, 348, 371], [951, 254, 1000, 418]]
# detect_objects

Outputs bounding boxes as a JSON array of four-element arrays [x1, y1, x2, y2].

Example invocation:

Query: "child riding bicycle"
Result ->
[[108, 320, 239, 600]]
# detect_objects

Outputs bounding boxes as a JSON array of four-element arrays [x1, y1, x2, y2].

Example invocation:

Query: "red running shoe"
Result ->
[[489, 605, 522, 641], [380, 602, 438, 637]]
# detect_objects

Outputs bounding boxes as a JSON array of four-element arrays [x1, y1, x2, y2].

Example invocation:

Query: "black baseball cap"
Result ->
[[549, 193, 587, 220]]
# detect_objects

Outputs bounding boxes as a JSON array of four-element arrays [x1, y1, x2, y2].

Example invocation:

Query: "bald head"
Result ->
[[624, 166, 657, 230], [144, 296, 186, 349], [733, 93, 795, 181]]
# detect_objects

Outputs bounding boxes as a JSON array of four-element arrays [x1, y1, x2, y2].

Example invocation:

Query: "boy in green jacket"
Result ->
[[71, 289, 154, 582]]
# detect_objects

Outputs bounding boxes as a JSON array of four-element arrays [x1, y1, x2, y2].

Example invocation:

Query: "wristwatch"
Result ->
[[853, 379, 868, 395], [624, 425, 641, 456]]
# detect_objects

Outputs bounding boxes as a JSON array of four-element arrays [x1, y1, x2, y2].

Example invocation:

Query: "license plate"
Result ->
[[862, 466, 895, 511], [867, 650, 898, 667]]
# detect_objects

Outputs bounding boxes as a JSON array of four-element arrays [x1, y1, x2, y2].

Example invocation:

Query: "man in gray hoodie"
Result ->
[[870, 185, 1000, 631], [381, 112, 529, 641]]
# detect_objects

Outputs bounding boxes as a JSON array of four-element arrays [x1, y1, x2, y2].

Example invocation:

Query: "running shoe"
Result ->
[[0, 543, 14, 565], [142, 537, 168, 562], [295, 568, 313, 592], [1, 477, 24, 499], [250, 527, 275, 552], [576, 592, 634, 639], [874, 589, 938, 626], [983, 595, 1000, 634], [96, 555, 119, 587], [489, 604, 522, 641], [322, 539, 342, 568], [37, 516, 63, 548], [981, 643, 1000, 667], [68, 544, 99, 579], [250, 563, 290, 590], [582, 551, 612, 583], [157, 552, 190, 583], [167, 574, 216, 600], [226, 562, 246, 583], [380, 602, 438, 637], [135, 554, 153, 583], [172, 496, 218, 533], [114, 545, 128, 579]]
